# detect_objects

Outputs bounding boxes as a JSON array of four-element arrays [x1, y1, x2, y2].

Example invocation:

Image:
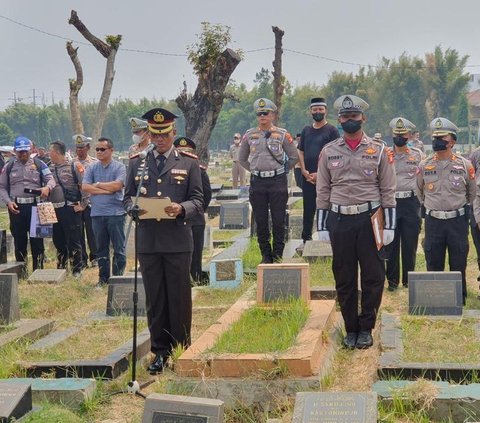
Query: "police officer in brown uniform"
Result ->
[[385, 117, 424, 291], [469, 145, 480, 284], [238, 98, 298, 263], [417, 117, 476, 303], [124, 108, 203, 374], [128, 118, 150, 158], [0, 136, 55, 276], [316, 95, 396, 349]]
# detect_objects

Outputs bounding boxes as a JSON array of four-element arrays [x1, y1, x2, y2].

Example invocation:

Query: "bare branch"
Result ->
[[68, 10, 111, 58], [272, 26, 285, 124], [66, 41, 84, 134]]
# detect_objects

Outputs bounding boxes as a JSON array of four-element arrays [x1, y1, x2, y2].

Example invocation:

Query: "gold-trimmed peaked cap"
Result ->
[[129, 117, 148, 133], [430, 117, 459, 137], [142, 108, 178, 134], [174, 136, 196, 150], [254, 98, 277, 113], [334, 94, 369, 115], [389, 117, 416, 135], [72, 134, 92, 147]]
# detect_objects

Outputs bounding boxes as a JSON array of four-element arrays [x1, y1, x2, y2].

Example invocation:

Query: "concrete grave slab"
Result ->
[[142, 393, 224, 423], [0, 319, 54, 349], [216, 189, 240, 201], [0, 381, 32, 422], [292, 391, 377, 423], [302, 240, 332, 262], [0, 273, 19, 324], [106, 276, 146, 316], [28, 269, 67, 284], [288, 215, 303, 240], [0, 262, 24, 280]]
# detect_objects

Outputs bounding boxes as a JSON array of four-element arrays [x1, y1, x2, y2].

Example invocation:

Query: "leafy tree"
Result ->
[[0, 123, 14, 145]]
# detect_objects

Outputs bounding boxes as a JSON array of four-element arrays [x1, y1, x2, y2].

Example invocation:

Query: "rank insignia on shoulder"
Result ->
[[129, 152, 141, 159], [386, 149, 394, 164], [171, 169, 187, 175], [469, 166, 475, 180], [179, 150, 198, 160], [425, 165, 436, 171]]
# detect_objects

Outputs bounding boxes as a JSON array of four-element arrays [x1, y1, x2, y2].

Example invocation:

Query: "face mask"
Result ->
[[341, 119, 362, 134], [132, 134, 142, 144], [432, 138, 448, 151], [312, 112, 325, 122], [393, 136, 408, 147]]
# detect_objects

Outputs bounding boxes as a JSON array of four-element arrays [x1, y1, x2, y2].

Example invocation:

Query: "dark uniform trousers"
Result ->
[[9, 203, 44, 274], [52, 205, 83, 274], [301, 178, 316, 242], [385, 196, 421, 287], [294, 168, 303, 189], [138, 252, 192, 355], [249, 173, 288, 262], [327, 209, 385, 332], [191, 224, 205, 282], [80, 206, 97, 266], [424, 214, 469, 302]]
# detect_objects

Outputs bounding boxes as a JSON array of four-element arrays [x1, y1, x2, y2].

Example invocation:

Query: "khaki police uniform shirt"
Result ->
[[238, 126, 298, 172], [469, 147, 480, 173], [417, 153, 476, 211], [409, 139, 425, 153], [50, 160, 87, 207], [316, 134, 396, 209], [393, 147, 424, 192], [0, 157, 55, 204], [229, 144, 241, 162], [75, 155, 97, 204]]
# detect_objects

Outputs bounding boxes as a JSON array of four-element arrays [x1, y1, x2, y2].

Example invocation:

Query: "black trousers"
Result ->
[[385, 196, 421, 286], [294, 167, 303, 189], [52, 206, 83, 274], [80, 206, 97, 266], [249, 174, 288, 262], [327, 209, 385, 332], [138, 252, 192, 355], [191, 224, 205, 282], [301, 178, 316, 242], [424, 214, 469, 301], [9, 203, 44, 276]]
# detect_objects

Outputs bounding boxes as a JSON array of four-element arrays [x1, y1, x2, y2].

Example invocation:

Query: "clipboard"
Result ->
[[371, 207, 384, 251], [137, 197, 176, 220]]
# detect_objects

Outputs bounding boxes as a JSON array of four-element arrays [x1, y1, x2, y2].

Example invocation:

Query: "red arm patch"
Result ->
[[285, 132, 293, 143], [469, 165, 476, 180]]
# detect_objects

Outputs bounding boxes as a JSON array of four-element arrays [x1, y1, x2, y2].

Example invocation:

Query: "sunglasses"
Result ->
[[256, 111, 269, 117], [95, 147, 110, 152]]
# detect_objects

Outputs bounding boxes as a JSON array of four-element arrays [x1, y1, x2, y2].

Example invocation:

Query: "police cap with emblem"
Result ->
[[14, 136, 31, 152], [310, 97, 327, 108], [254, 98, 277, 113], [142, 108, 178, 134], [72, 134, 92, 148], [174, 136, 196, 150], [389, 117, 416, 135], [430, 117, 459, 138], [129, 117, 148, 133], [334, 95, 369, 115]]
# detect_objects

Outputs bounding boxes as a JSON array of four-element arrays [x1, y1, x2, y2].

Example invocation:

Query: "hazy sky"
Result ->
[[1, 0, 480, 110]]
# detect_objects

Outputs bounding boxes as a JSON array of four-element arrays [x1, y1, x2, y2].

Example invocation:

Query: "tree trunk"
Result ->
[[176, 48, 241, 163], [66, 41, 84, 135], [68, 10, 121, 141], [272, 26, 285, 125]]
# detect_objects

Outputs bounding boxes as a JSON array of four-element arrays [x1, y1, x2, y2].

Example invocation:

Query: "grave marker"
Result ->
[[203, 224, 213, 251], [28, 269, 67, 284], [0, 273, 19, 324], [288, 214, 304, 240], [106, 276, 146, 316], [219, 203, 249, 229], [209, 259, 242, 289], [292, 392, 377, 423], [216, 189, 240, 201], [142, 393, 224, 423], [257, 263, 310, 304], [0, 382, 32, 422], [302, 240, 332, 262], [408, 271, 463, 316], [0, 230, 6, 264]]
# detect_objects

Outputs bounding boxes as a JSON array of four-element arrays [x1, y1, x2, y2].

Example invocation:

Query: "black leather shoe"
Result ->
[[148, 354, 167, 374], [356, 331, 373, 349], [387, 281, 398, 292], [343, 332, 357, 349]]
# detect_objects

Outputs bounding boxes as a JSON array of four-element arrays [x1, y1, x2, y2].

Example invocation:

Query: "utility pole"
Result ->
[[51, 91, 55, 105], [32, 89, 36, 107]]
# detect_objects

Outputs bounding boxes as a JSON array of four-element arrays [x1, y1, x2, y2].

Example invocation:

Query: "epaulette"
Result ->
[[200, 164, 207, 170], [129, 152, 141, 159], [179, 150, 198, 160]]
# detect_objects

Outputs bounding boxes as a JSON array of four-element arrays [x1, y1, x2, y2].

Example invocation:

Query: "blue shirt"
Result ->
[[83, 159, 126, 216]]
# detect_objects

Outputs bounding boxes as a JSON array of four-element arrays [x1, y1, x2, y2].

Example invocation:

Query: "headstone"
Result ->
[[257, 263, 310, 304], [203, 224, 213, 251], [219, 203, 249, 229], [0, 273, 19, 325], [0, 230, 6, 264], [408, 271, 463, 316], [0, 382, 32, 422], [28, 269, 67, 284], [302, 240, 333, 262], [288, 215, 304, 240], [5, 233, 14, 259], [207, 203, 221, 218], [0, 262, 24, 280], [106, 276, 146, 316], [210, 184, 223, 193], [292, 392, 377, 423], [216, 189, 240, 201], [209, 259, 243, 289], [142, 393, 224, 423]]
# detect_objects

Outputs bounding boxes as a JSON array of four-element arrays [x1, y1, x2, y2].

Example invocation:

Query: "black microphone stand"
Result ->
[[111, 151, 153, 399]]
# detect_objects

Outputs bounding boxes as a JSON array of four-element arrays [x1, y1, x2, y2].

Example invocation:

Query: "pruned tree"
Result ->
[[176, 22, 242, 162], [66, 41, 84, 135], [271, 26, 285, 124], [67, 10, 121, 140]]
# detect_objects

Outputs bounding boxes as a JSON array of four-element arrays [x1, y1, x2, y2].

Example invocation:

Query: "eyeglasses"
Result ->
[[95, 147, 110, 152], [256, 112, 269, 117]]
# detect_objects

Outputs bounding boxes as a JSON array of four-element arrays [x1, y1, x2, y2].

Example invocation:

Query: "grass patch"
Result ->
[[212, 229, 244, 241], [402, 316, 480, 363], [209, 300, 309, 354], [242, 236, 262, 269], [23, 404, 84, 423], [289, 198, 303, 210], [193, 276, 255, 307], [28, 317, 148, 361], [309, 258, 335, 287]]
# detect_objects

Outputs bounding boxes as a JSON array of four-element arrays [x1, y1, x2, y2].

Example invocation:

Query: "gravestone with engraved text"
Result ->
[[0, 382, 32, 422], [219, 203, 249, 229], [107, 276, 146, 316], [0, 273, 19, 325], [302, 240, 332, 262], [28, 269, 67, 284]]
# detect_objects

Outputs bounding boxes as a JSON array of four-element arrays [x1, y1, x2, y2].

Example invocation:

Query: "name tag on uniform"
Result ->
[[171, 169, 187, 175]]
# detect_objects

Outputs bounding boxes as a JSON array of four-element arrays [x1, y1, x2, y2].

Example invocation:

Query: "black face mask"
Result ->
[[432, 137, 448, 151], [312, 112, 325, 122], [341, 119, 362, 134], [393, 136, 408, 147]]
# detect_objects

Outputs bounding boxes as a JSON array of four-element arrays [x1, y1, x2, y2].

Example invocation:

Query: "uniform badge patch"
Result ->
[[469, 166, 476, 180], [365, 147, 377, 155], [425, 165, 436, 171], [427, 183, 434, 191]]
